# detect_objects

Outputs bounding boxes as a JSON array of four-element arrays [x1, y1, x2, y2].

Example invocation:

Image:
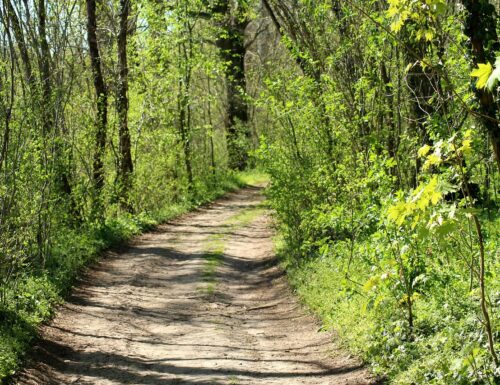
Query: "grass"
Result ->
[[234, 169, 270, 186], [0, 170, 267, 384], [202, 235, 225, 295], [226, 205, 267, 227], [202, 255, 222, 295], [200, 198, 269, 296], [276, 216, 499, 384]]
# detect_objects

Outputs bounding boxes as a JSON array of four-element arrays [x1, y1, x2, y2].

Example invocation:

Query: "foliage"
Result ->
[[0, 0, 499, 384], [258, 0, 499, 383], [471, 56, 500, 91]]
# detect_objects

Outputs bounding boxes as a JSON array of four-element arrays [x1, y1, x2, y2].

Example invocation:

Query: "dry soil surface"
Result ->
[[17, 187, 379, 385]]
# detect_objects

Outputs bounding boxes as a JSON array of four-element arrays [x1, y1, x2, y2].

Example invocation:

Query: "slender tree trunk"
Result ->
[[459, 2, 499, 365], [0, 12, 15, 175], [472, 214, 499, 365], [4, 0, 33, 85], [207, 77, 217, 180], [177, 26, 194, 193], [38, 0, 73, 200], [86, 0, 108, 195], [38, 0, 51, 134], [380, 62, 400, 183], [117, 0, 133, 207], [178, 85, 194, 192]]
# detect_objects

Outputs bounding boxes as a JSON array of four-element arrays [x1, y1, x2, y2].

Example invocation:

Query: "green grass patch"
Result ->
[[202, 252, 223, 295], [201, 234, 225, 295], [225, 205, 267, 227], [277, 220, 499, 385], [234, 169, 270, 186], [200, 197, 268, 295]]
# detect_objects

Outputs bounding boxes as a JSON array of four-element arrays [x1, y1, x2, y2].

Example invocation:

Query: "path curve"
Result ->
[[17, 187, 378, 385]]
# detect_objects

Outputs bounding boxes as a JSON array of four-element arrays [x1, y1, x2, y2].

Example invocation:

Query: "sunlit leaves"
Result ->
[[387, 0, 447, 40], [470, 56, 500, 91], [460, 139, 472, 156], [485, 57, 500, 90], [388, 175, 443, 228], [417, 144, 431, 158], [470, 62, 493, 89], [388, 201, 412, 226], [455, 129, 474, 158]]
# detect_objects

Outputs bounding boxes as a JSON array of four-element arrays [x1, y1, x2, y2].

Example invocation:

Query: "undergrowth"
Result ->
[[278, 214, 499, 384]]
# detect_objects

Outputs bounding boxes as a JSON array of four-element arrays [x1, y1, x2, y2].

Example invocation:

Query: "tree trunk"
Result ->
[[214, 0, 250, 170], [4, 0, 33, 86], [380, 61, 400, 183], [38, 0, 51, 134], [177, 19, 194, 193], [0, 11, 15, 175], [38, 0, 73, 199], [86, 0, 108, 195], [178, 82, 194, 192], [117, 0, 133, 207]]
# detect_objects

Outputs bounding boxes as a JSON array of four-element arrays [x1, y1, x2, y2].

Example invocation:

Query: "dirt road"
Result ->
[[17, 187, 378, 385]]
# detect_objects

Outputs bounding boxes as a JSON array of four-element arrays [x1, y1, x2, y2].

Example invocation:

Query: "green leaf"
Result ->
[[471, 63, 493, 89], [486, 56, 500, 90], [363, 275, 380, 292], [424, 30, 434, 41], [417, 144, 431, 158]]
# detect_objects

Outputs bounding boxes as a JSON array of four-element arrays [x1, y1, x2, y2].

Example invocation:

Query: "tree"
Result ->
[[211, 0, 251, 170], [117, 0, 134, 207], [86, 0, 108, 200]]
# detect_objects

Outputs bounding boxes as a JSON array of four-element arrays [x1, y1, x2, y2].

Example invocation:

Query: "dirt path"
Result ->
[[17, 187, 378, 385]]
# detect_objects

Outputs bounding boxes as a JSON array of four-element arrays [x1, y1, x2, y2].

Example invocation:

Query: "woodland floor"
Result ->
[[15, 187, 378, 385]]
